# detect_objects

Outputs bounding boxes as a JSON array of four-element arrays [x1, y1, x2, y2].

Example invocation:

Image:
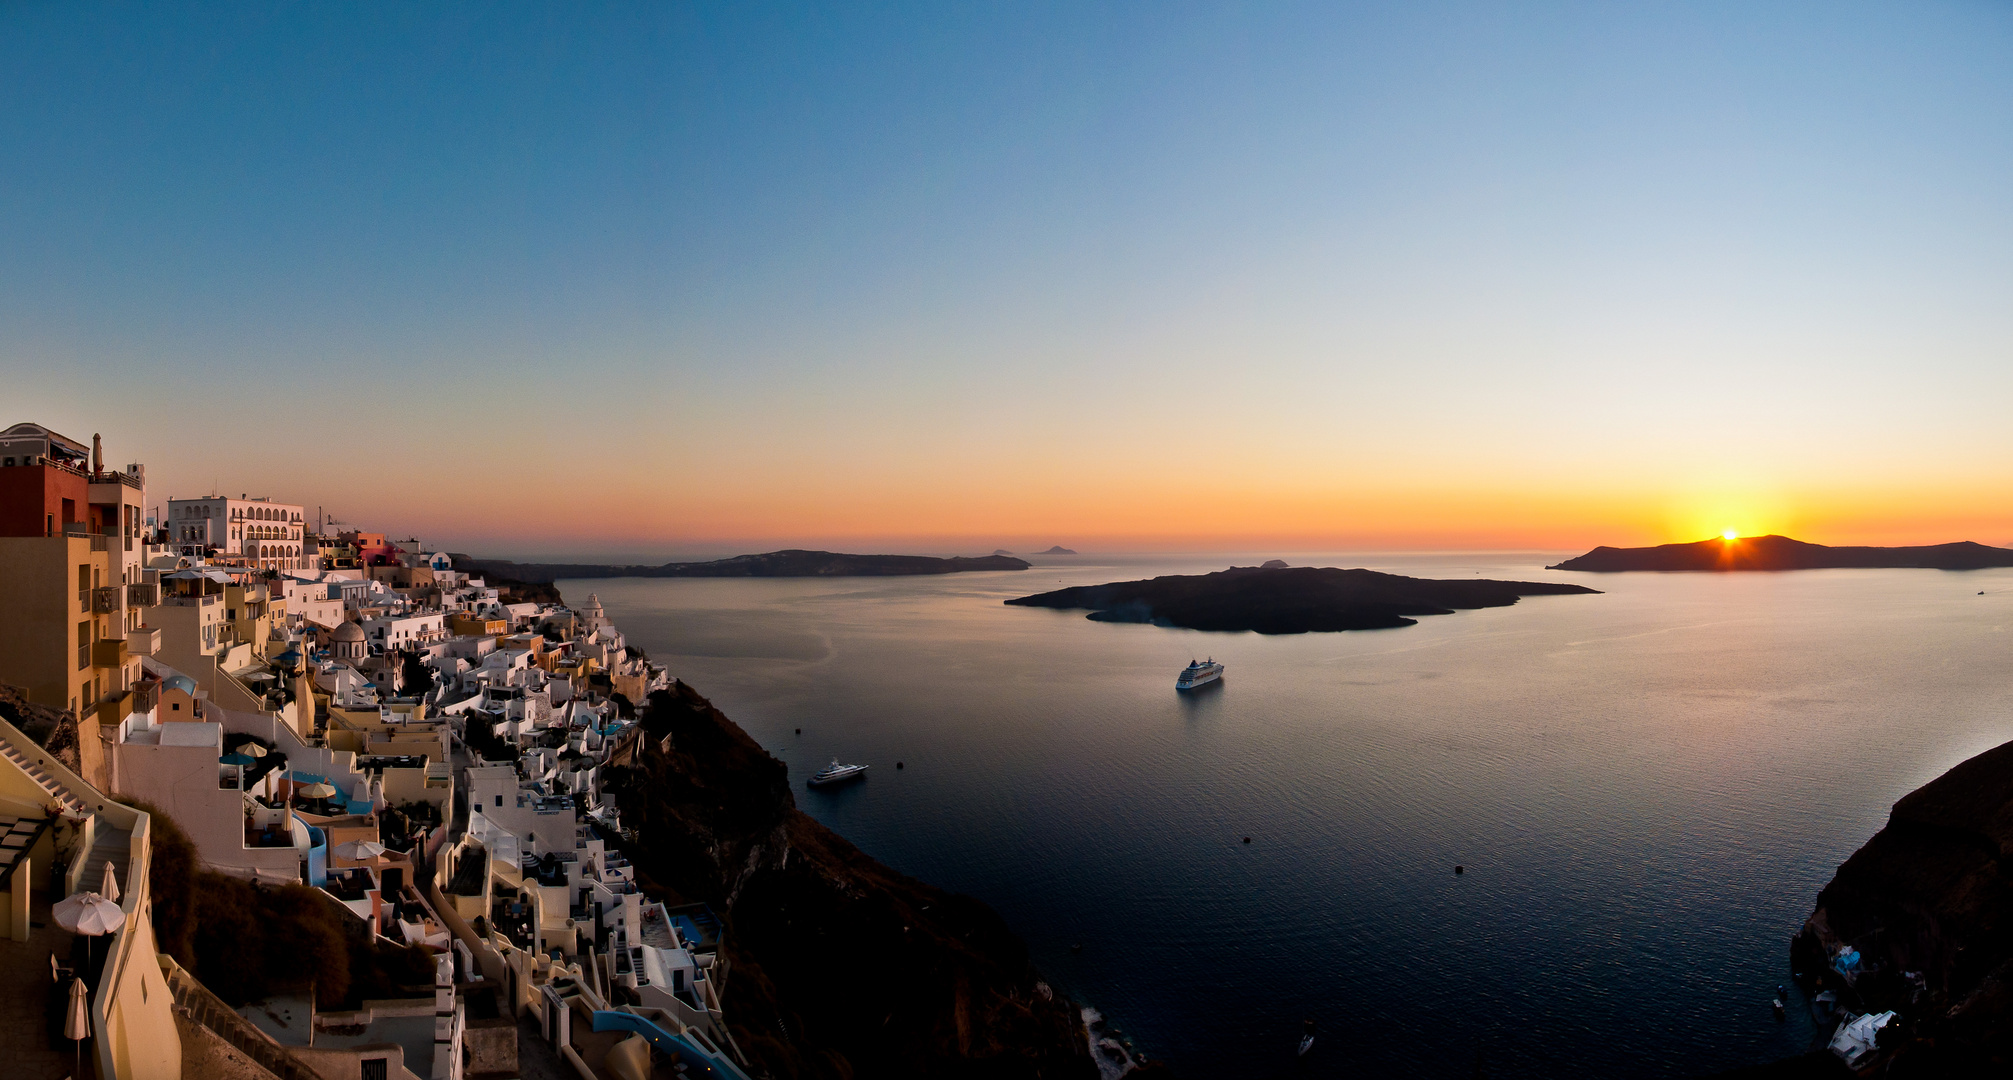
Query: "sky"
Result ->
[[4, 2, 2012, 559]]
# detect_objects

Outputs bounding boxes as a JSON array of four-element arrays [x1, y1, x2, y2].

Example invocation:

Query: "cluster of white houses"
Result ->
[[0, 422, 750, 1080]]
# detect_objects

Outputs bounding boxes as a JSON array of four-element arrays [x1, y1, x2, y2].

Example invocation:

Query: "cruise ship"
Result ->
[[807, 758, 869, 787], [1176, 658, 1224, 690]]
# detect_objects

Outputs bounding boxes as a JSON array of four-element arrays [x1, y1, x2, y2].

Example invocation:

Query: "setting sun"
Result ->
[[1723, 530, 1739, 540]]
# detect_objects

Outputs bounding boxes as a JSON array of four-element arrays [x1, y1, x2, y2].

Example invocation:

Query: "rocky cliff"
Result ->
[[604, 681, 1095, 1079], [1783, 738, 2013, 1075], [0, 680, 80, 774]]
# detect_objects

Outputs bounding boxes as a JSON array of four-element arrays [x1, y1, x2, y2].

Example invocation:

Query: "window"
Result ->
[[77, 622, 90, 670], [494, 794, 502, 807], [361, 1059, 388, 1080]]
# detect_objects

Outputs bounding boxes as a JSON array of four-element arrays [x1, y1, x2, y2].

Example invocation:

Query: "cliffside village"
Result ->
[[0, 422, 754, 1080]]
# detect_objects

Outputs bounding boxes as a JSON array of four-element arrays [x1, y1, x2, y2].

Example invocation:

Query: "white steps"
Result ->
[[0, 735, 89, 815]]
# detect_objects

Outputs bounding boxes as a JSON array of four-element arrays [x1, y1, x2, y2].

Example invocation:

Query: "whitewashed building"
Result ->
[[167, 495, 309, 570]]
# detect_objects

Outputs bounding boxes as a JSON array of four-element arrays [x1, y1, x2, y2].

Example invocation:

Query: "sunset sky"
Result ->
[[5, 3, 2012, 559]]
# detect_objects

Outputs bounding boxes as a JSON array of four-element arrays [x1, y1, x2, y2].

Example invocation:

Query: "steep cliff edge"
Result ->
[[1784, 738, 2013, 1075], [603, 681, 1096, 1079]]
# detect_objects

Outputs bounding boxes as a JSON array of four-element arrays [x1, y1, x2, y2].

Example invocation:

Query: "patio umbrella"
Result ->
[[334, 839, 387, 862], [65, 975, 89, 1079], [99, 862, 119, 904], [235, 742, 269, 757], [53, 891, 124, 937], [296, 780, 337, 814], [54, 891, 124, 978]]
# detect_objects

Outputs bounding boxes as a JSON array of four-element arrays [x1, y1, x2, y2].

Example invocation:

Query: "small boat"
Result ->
[[1298, 1018, 1315, 1056], [807, 758, 869, 787], [1177, 657, 1224, 691]]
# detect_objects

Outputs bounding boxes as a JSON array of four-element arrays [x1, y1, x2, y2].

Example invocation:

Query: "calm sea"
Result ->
[[565, 554, 2013, 1078]]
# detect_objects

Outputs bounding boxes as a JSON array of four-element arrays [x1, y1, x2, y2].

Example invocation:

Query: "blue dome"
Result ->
[[164, 674, 197, 694]]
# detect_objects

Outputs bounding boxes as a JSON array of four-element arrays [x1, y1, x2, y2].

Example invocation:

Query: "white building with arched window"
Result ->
[[165, 494, 309, 570]]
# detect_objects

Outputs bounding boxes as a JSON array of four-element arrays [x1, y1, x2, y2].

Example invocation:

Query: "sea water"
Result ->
[[565, 553, 2013, 1077]]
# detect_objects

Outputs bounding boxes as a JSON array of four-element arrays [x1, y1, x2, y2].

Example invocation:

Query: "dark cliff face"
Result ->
[[0, 681, 80, 775], [605, 683, 1095, 1080], [1787, 738, 2013, 1075]]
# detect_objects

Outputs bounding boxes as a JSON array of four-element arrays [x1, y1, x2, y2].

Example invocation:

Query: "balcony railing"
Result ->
[[126, 627, 160, 656], [128, 582, 158, 606], [93, 585, 123, 614], [94, 638, 129, 669]]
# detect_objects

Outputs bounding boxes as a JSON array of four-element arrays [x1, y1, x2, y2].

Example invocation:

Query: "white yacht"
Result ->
[[1176, 658, 1224, 690], [807, 758, 869, 787]]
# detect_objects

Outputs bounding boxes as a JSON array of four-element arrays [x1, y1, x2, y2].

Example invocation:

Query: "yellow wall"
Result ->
[[0, 536, 110, 716], [449, 615, 506, 637], [0, 716, 182, 1080]]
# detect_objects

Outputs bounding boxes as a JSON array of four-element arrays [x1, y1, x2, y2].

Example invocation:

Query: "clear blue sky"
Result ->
[[5, 2, 2011, 556]]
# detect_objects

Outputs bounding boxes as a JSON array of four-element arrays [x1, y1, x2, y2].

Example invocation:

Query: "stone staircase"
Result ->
[[77, 824, 132, 897], [0, 731, 89, 815], [160, 954, 320, 1080]]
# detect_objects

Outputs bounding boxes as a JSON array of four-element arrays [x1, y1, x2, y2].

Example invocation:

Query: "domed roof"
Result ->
[[164, 674, 197, 694], [332, 621, 366, 642]]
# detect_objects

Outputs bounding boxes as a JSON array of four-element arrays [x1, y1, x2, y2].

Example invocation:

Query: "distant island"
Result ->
[[1040, 546, 1077, 555], [992, 548, 1016, 556], [455, 549, 1031, 584], [1550, 535, 2013, 573], [1006, 564, 1597, 634]]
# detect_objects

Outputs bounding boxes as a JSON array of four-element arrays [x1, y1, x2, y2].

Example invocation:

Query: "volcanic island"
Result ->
[[1006, 563, 1598, 634], [1549, 534, 2013, 572]]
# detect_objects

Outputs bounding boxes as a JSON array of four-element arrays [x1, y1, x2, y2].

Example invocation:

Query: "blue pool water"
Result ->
[[571, 553, 2013, 1077]]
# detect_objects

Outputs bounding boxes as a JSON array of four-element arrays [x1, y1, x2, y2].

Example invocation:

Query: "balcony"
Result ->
[[126, 626, 160, 656], [95, 689, 133, 727], [93, 585, 123, 614], [128, 582, 158, 606], [94, 638, 130, 669]]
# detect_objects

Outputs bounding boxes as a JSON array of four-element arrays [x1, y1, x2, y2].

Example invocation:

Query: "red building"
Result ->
[[0, 422, 105, 537]]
